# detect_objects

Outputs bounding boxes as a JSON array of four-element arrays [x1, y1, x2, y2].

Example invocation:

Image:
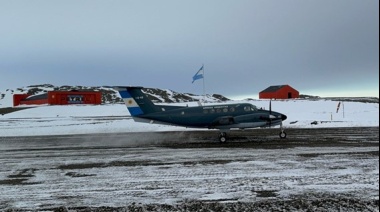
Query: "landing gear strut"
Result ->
[[217, 125, 286, 142], [219, 132, 227, 143], [279, 122, 287, 139]]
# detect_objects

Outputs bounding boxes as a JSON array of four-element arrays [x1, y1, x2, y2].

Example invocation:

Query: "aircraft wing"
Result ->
[[211, 113, 281, 130]]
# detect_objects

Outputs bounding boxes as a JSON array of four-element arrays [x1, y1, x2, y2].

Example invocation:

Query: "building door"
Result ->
[[288, 92, 292, 99]]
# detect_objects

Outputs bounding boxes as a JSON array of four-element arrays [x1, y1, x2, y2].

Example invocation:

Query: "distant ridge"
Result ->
[[299, 94, 379, 103], [1, 84, 378, 108], [0, 84, 231, 105]]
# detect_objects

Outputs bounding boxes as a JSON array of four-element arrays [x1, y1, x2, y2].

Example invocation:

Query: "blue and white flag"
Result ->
[[192, 65, 204, 83]]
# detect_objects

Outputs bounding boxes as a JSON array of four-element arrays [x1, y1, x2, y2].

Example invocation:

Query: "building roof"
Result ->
[[260, 85, 287, 93]]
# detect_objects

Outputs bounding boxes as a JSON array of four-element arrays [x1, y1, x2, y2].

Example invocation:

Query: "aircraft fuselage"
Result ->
[[136, 103, 286, 130]]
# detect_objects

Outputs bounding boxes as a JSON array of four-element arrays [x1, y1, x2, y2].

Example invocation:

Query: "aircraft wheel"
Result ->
[[219, 133, 227, 143], [279, 131, 287, 139]]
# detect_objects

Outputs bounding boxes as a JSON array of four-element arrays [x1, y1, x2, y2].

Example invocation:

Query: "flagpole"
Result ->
[[202, 64, 205, 103]]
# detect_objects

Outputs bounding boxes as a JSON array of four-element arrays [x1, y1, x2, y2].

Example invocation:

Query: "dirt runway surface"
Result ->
[[0, 127, 378, 211]]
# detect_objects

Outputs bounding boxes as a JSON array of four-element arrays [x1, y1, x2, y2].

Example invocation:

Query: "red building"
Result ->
[[259, 85, 299, 99], [14, 91, 102, 106]]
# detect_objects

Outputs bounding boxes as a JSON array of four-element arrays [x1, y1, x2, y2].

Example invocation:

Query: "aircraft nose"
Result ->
[[281, 114, 287, 121]]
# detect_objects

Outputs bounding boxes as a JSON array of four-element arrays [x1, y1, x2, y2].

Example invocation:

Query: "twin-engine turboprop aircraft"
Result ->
[[115, 86, 287, 142]]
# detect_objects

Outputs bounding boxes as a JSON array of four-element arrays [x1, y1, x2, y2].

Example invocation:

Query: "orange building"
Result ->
[[259, 85, 299, 99], [14, 91, 102, 106]]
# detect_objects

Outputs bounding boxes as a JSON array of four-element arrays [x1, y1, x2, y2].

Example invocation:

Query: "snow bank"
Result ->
[[0, 100, 378, 137]]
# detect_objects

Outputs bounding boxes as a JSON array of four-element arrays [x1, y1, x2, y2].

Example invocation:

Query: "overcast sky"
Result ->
[[0, 0, 378, 99]]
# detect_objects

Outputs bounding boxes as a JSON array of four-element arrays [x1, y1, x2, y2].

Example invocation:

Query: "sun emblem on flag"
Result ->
[[128, 100, 133, 105]]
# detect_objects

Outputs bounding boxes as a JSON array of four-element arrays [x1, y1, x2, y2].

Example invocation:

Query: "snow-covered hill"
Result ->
[[1, 84, 379, 109], [0, 84, 230, 108], [0, 99, 378, 137], [0, 84, 378, 137]]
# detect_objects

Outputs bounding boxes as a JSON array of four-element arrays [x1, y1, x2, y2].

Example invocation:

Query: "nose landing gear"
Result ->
[[279, 122, 287, 139]]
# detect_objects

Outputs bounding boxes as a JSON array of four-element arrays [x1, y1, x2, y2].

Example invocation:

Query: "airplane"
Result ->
[[115, 86, 287, 142]]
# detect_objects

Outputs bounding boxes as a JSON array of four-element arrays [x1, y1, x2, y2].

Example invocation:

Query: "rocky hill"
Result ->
[[1, 84, 378, 108], [0, 84, 231, 106], [299, 94, 379, 103]]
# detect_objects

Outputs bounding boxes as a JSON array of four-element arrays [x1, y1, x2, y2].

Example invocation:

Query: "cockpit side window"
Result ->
[[251, 105, 258, 111], [244, 105, 258, 111]]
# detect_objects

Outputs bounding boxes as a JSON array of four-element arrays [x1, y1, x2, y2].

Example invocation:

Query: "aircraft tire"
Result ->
[[219, 133, 227, 143], [279, 131, 287, 139]]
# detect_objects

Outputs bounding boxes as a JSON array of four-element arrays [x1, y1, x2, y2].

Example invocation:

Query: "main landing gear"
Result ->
[[219, 132, 227, 143], [218, 126, 287, 143]]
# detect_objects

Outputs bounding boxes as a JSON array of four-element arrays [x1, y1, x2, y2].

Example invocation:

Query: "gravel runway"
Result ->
[[0, 127, 378, 211]]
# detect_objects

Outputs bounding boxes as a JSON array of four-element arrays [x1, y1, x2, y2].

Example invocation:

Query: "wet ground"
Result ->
[[0, 127, 378, 211]]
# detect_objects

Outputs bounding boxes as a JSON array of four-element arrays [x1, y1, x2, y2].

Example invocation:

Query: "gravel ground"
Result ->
[[0, 127, 378, 211]]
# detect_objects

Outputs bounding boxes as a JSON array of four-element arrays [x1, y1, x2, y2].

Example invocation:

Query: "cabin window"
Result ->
[[216, 108, 221, 113], [210, 109, 215, 113], [223, 108, 228, 113], [181, 111, 185, 115], [244, 106, 250, 111], [229, 107, 235, 112], [203, 110, 208, 114]]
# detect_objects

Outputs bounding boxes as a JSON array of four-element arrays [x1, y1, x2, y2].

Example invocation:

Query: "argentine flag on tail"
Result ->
[[192, 65, 204, 83]]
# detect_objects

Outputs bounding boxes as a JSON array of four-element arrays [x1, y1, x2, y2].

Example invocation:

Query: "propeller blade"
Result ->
[[269, 99, 272, 114], [269, 100, 272, 127]]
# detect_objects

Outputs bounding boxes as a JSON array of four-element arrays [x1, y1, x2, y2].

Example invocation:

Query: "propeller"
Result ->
[[269, 99, 272, 127], [269, 99, 271, 113], [258, 99, 282, 127]]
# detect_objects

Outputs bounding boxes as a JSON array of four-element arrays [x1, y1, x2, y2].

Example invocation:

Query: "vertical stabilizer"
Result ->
[[115, 86, 159, 116]]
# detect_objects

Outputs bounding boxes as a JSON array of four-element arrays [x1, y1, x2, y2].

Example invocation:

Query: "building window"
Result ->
[[67, 95, 84, 104]]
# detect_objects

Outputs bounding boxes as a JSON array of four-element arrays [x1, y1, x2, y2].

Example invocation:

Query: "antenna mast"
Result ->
[[202, 64, 206, 103]]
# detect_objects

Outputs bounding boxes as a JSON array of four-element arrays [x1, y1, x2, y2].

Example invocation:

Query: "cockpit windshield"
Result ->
[[244, 104, 258, 111]]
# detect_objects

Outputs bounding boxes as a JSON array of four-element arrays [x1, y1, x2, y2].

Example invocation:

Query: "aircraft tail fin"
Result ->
[[114, 86, 160, 116]]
